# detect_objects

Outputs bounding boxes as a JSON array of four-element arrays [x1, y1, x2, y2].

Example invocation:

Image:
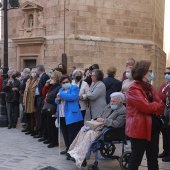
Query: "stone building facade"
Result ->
[[0, 0, 166, 89]]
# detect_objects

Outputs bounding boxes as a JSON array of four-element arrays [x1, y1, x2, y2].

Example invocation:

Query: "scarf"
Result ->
[[135, 80, 153, 102]]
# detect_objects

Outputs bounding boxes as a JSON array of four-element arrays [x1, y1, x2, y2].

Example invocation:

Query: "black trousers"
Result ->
[[162, 125, 170, 156], [60, 117, 83, 150], [46, 114, 58, 144], [128, 131, 159, 170], [81, 110, 86, 120], [6, 101, 19, 126], [35, 95, 44, 134]]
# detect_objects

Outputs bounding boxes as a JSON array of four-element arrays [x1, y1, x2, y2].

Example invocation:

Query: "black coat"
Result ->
[[19, 75, 30, 95], [103, 76, 122, 104], [38, 73, 49, 96], [3, 78, 20, 102]]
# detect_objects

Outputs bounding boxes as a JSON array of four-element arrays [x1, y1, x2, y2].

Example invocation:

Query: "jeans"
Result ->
[[128, 131, 159, 170], [6, 101, 19, 126]]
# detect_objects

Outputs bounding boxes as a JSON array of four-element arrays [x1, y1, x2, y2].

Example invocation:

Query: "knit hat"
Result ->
[[51, 70, 62, 82]]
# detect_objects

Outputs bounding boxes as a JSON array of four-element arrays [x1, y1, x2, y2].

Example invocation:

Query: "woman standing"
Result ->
[[55, 76, 83, 154], [42, 70, 61, 148], [3, 69, 20, 129], [72, 69, 89, 119], [23, 68, 38, 135], [82, 69, 107, 119], [126, 60, 164, 170]]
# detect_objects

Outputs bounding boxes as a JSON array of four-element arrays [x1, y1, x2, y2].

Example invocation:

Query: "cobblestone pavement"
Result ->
[[0, 125, 169, 170]]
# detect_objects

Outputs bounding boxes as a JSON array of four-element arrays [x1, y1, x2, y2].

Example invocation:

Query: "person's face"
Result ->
[[110, 97, 119, 105], [126, 60, 134, 68], [61, 78, 70, 85], [51, 77, 57, 83], [37, 70, 41, 75], [71, 68, 75, 73], [126, 68, 131, 74], [74, 71, 82, 78], [91, 72, 97, 82], [143, 67, 152, 81], [165, 69, 170, 75]]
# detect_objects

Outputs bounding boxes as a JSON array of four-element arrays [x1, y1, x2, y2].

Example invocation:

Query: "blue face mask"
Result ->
[[126, 72, 131, 79], [110, 105, 118, 110], [165, 74, 170, 81], [62, 83, 71, 89], [148, 73, 154, 82]]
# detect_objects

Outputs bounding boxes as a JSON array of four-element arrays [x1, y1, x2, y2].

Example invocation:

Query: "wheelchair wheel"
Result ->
[[100, 143, 115, 158], [120, 151, 131, 170], [88, 161, 98, 170]]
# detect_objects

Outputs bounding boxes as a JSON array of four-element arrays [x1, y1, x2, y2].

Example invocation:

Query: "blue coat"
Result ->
[[55, 85, 83, 125]]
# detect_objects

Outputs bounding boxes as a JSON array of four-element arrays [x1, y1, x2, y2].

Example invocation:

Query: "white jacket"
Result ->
[[72, 79, 90, 111]]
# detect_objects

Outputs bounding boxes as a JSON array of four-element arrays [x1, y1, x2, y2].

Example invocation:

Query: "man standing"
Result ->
[[158, 67, 170, 162], [19, 68, 31, 132], [34, 65, 49, 140], [122, 58, 135, 82]]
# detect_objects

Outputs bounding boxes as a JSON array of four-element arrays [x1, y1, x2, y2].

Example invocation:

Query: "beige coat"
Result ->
[[23, 78, 38, 113]]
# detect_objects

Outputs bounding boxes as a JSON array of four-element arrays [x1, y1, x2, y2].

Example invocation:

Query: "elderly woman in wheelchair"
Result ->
[[67, 92, 126, 169]]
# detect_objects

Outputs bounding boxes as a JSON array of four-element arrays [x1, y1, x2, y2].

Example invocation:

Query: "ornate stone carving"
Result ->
[[38, 11, 45, 28]]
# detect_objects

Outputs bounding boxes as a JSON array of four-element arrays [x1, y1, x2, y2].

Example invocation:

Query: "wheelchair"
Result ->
[[81, 127, 131, 170]]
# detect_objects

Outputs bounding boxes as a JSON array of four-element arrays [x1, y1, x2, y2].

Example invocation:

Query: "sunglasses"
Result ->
[[164, 72, 170, 75], [62, 81, 69, 84]]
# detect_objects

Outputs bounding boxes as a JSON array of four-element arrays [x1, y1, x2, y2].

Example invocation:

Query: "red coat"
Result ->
[[125, 81, 164, 141]]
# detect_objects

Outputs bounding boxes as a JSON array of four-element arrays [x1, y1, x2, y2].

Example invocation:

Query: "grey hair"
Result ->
[[72, 69, 83, 77], [31, 68, 37, 73], [7, 69, 14, 76], [23, 68, 30, 74], [110, 92, 125, 103], [37, 65, 45, 72], [92, 69, 104, 81]]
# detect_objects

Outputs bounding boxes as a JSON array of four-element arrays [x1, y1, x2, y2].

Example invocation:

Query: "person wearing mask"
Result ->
[[23, 68, 38, 136], [122, 67, 135, 99], [42, 70, 61, 148], [72, 69, 90, 119], [67, 92, 126, 168], [103, 67, 122, 104], [34, 65, 49, 139], [19, 68, 31, 132], [55, 76, 83, 155], [126, 60, 164, 170], [122, 58, 135, 82], [3, 69, 20, 129], [158, 67, 170, 162], [84, 64, 99, 86], [82, 69, 107, 119]]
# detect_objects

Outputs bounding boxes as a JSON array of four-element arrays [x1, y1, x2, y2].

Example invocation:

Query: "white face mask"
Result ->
[[31, 73, 37, 78]]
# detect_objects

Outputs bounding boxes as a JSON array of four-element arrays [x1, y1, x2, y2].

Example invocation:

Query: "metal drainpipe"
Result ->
[[156, 45, 159, 91]]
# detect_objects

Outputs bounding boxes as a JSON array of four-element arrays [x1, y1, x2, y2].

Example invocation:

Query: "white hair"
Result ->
[[7, 69, 14, 76], [23, 68, 30, 74], [110, 92, 125, 103], [72, 69, 83, 77]]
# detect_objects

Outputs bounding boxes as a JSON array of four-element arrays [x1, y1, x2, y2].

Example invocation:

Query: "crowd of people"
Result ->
[[1, 58, 170, 169]]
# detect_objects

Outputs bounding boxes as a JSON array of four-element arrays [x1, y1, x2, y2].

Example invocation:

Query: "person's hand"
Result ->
[[7, 80, 12, 85], [45, 79, 51, 86], [79, 95, 83, 100], [96, 118, 104, 123], [12, 87, 18, 91], [57, 93, 60, 100]]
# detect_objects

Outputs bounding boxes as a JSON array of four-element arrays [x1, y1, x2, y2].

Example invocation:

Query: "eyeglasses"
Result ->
[[62, 81, 69, 84], [148, 70, 152, 73], [164, 72, 170, 75]]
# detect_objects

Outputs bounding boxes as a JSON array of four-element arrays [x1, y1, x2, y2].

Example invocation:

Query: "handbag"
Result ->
[[42, 102, 56, 115], [85, 120, 103, 130]]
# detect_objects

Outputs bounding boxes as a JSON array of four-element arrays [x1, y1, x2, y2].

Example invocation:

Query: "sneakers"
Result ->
[[125, 140, 131, 149]]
